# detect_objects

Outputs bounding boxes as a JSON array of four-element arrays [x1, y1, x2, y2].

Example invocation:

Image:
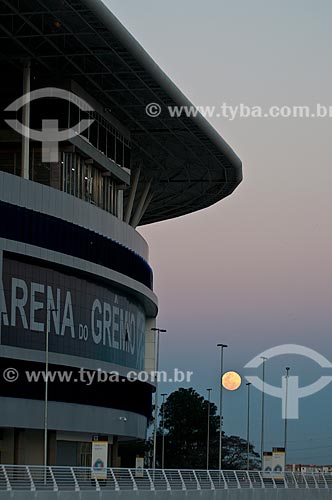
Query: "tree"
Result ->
[[223, 435, 260, 470], [158, 387, 219, 469], [118, 439, 147, 468], [157, 387, 260, 470]]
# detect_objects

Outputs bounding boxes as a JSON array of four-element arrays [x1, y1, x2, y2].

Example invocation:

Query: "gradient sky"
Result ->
[[103, 0, 332, 464]]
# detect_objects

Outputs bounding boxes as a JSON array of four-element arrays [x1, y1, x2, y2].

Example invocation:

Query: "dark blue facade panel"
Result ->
[[0, 357, 152, 418], [0, 200, 153, 290]]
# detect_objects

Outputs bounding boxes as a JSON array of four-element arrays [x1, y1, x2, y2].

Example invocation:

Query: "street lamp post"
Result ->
[[260, 357, 267, 468], [151, 327, 166, 469], [44, 317, 49, 472], [206, 388, 212, 470], [284, 367, 290, 469], [246, 382, 251, 470], [161, 393, 167, 469], [217, 343, 228, 470], [44, 306, 57, 473]]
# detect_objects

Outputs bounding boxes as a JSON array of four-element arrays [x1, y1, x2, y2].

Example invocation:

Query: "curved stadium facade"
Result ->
[[0, 0, 242, 466]]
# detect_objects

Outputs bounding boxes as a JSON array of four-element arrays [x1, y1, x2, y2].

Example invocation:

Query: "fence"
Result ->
[[0, 466, 332, 492]]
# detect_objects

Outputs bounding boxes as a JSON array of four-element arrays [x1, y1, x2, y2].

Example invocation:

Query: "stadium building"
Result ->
[[0, 0, 242, 466]]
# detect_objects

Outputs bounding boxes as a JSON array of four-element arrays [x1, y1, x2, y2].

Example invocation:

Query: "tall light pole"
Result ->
[[246, 382, 251, 470], [161, 393, 167, 469], [206, 388, 212, 470], [151, 327, 166, 469], [217, 343, 228, 470], [44, 306, 57, 473], [44, 316, 49, 472], [284, 367, 290, 469], [260, 357, 267, 468]]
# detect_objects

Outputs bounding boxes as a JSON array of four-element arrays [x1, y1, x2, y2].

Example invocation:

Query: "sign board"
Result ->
[[263, 452, 273, 472], [0, 255, 145, 369], [272, 447, 285, 478], [92, 441, 108, 479], [135, 456, 144, 477]]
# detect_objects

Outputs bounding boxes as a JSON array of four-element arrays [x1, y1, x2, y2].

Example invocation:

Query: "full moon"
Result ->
[[222, 371, 242, 391]]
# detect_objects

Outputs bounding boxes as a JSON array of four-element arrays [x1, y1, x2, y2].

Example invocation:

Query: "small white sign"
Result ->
[[263, 452, 273, 472], [135, 457, 144, 477], [272, 447, 285, 478], [92, 441, 108, 479]]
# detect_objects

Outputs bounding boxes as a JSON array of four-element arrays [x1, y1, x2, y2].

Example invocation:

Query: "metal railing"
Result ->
[[0, 466, 332, 492]]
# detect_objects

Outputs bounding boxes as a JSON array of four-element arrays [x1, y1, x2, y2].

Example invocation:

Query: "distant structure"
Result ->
[[288, 464, 332, 473], [0, 0, 241, 466]]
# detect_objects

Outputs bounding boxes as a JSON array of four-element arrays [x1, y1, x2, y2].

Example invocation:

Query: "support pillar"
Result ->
[[111, 436, 120, 467], [131, 179, 152, 228], [124, 167, 140, 223]]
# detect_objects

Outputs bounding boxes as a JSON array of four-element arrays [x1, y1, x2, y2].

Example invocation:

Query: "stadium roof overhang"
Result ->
[[0, 0, 242, 225]]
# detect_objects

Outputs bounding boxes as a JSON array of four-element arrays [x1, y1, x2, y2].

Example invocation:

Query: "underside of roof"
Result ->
[[0, 0, 242, 225]]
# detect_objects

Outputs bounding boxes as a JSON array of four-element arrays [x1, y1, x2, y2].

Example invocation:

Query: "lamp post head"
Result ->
[[217, 343, 228, 348], [151, 328, 167, 333]]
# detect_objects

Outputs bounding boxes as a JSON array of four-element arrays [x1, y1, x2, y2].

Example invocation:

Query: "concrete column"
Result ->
[[14, 429, 25, 464], [145, 317, 156, 374], [1, 429, 15, 464], [117, 190, 124, 220], [48, 431, 57, 466], [131, 179, 152, 228], [138, 192, 153, 224], [124, 167, 140, 223], [111, 436, 120, 467]]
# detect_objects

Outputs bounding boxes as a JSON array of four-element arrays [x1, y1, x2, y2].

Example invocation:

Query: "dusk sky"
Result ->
[[104, 0, 332, 464]]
